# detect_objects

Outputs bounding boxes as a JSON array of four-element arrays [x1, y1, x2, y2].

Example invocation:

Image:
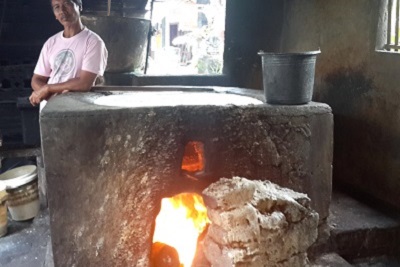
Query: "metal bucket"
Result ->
[[258, 51, 320, 105]]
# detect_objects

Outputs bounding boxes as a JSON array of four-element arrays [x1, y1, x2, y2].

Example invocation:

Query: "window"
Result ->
[[386, 0, 400, 51], [147, 0, 226, 75]]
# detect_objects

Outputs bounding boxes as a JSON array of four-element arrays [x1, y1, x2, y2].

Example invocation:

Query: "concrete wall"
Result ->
[[224, 0, 284, 88], [281, 0, 400, 209]]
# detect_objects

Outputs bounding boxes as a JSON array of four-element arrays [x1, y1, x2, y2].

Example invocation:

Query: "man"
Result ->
[[29, 0, 108, 106]]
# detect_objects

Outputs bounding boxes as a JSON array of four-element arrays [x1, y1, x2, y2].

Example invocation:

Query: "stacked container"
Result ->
[[0, 165, 40, 221], [0, 182, 7, 237]]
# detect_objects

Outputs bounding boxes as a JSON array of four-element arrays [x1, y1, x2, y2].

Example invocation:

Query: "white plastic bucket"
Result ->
[[0, 165, 40, 221], [0, 182, 7, 237]]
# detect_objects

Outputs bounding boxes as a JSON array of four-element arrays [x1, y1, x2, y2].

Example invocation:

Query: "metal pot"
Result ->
[[82, 15, 151, 73]]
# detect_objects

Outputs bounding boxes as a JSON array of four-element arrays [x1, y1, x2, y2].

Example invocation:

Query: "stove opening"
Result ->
[[152, 193, 210, 267], [181, 141, 205, 173]]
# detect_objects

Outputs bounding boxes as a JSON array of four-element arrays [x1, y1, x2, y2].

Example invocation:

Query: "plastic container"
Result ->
[[0, 182, 7, 237], [0, 165, 40, 221], [258, 51, 320, 105]]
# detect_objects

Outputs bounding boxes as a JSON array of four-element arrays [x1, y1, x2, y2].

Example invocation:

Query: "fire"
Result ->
[[181, 141, 204, 173], [153, 193, 210, 267]]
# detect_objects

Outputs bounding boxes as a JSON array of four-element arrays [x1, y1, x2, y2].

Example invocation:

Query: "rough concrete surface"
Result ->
[[282, 0, 400, 210], [311, 252, 352, 267], [328, 191, 400, 261], [352, 256, 400, 267], [40, 89, 333, 267], [0, 209, 51, 267]]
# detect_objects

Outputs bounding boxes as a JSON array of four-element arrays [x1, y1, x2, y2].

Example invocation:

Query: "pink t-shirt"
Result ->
[[34, 27, 108, 84]]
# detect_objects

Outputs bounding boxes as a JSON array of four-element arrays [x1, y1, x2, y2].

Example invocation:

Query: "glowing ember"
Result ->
[[181, 141, 204, 173], [153, 193, 210, 267]]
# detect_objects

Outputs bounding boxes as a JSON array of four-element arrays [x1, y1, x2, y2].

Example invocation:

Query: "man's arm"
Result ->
[[29, 70, 98, 106], [46, 70, 98, 94], [31, 74, 49, 92]]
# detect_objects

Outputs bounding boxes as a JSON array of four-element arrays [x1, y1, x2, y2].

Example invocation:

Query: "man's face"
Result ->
[[51, 0, 81, 27]]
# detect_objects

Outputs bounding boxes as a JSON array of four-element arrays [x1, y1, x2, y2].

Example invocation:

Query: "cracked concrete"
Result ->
[[40, 88, 333, 266], [0, 209, 52, 267]]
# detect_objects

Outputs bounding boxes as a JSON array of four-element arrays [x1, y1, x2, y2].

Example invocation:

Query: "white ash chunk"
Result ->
[[202, 177, 319, 267], [202, 177, 257, 210], [207, 204, 261, 231]]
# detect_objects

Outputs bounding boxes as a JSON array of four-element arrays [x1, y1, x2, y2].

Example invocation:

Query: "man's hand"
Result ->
[[29, 71, 98, 106], [29, 85, 51, 106]]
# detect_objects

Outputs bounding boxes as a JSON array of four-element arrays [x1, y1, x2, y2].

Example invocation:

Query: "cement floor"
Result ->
[[0, 190, 399, 267], [0, 209, 51, 267], [311, 188, 400, 266]]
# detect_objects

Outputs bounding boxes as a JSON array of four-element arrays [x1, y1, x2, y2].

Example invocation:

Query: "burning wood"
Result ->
[[192, 224, 211, 267], [151, 242, 180, 267], [153, 193, 210, 267], [201, 177, 319, 267]]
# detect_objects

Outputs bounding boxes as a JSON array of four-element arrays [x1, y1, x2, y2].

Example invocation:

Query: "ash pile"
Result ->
[[201, 177, 319, 267]]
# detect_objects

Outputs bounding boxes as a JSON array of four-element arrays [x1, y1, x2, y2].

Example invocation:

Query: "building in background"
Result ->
[[147, 0, 226, 75]]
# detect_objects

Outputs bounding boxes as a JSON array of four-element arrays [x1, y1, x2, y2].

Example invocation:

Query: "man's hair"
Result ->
[[72, 0, 83, 9], [50, 0, 83, 10]]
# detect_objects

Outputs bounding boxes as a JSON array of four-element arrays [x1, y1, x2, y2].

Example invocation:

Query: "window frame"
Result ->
[[385, 0, 400, 51]]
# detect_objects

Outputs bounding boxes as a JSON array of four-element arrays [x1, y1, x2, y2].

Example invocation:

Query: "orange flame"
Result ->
[[153, 193, 210, 267], [181, 141, 204, 173]]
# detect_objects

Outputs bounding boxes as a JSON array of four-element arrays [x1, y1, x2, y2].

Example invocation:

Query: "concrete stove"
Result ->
[[40, 86, 333, 267]]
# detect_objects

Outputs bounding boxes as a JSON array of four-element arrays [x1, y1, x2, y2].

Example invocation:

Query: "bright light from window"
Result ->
[[386, 0, 400, 51], [147, 0, 226, 75]]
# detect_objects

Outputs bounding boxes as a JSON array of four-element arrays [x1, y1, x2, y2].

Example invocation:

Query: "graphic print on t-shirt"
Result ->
[[53, 49, 75, 82]]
